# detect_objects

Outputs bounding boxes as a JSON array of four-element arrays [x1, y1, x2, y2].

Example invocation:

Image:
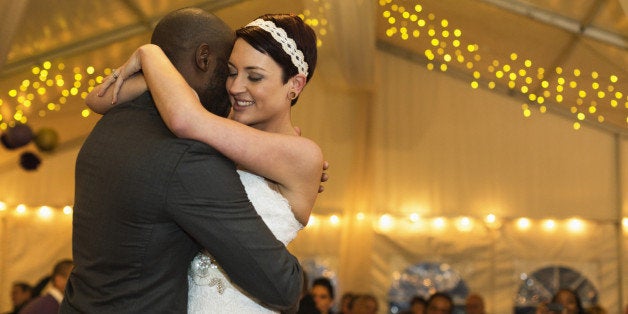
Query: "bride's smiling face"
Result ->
[[226, 38, 292, 131]]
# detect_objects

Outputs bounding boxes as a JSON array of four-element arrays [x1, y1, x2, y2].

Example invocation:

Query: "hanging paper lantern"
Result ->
[[34, 127, 60, 152], [1, 124, 34, 149], [19, 151, 42, 171]]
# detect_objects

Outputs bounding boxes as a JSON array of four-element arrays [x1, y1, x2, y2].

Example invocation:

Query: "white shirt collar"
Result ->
[[48, 286, 64, 303]]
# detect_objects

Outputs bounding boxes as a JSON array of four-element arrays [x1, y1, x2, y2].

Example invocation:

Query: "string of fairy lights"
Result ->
[[1, 201, 627, 235], [300, 0, 330, 48], [0, 62, 114, 130], [378, 0, 628, 130]]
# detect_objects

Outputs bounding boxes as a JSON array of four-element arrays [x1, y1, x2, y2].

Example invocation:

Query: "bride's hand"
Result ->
[[293, 126, 329, 193], [318, 161, 329, 193], [98, 44, 148, 104]]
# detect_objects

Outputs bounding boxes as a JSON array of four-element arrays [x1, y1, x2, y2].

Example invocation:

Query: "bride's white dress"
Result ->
[[188, 170, 303, 313]]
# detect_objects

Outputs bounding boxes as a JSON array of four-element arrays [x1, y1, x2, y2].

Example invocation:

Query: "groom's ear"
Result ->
[[195, 43, 211, 72]]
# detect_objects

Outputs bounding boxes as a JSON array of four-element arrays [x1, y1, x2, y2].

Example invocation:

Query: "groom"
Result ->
[[60, 8, 303, 313]]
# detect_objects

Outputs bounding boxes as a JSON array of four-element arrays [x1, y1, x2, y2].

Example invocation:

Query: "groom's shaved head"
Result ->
[[151, 7, 233, 69], [150, 7, 234, 117]]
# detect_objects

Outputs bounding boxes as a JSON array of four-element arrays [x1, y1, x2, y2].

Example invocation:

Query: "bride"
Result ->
[[88, 13, 324, 313]]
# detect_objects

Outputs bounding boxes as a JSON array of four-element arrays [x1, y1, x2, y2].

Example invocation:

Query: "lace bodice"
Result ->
[[235, 170, 302, 245], [188, 170, 303, 313]]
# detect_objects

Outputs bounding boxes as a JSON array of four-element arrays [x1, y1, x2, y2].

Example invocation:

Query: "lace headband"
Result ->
[[246, 19, 309, 77]]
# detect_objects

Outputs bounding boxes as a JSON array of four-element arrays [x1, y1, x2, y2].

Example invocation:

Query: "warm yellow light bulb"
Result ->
[[16, 204, 27, 215], [541, 219, 556, 231], [409, 213, 420, 222], [378, 214, 395, 230], [432, 217, 446, 230], [566, 218, 585, 233], [516, 218, 531, 230], [485, 214, 496, 224], [455, 217, 473, 232], [577, 112, 585, 120], [38, 206, 53, 219]]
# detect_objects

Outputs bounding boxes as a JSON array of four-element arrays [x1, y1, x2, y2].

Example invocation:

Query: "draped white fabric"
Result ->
[[1, 0, 627, 313], [324, 0, 375, 90]]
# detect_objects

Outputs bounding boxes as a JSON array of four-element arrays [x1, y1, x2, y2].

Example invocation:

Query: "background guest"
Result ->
[[347, 294, 378, 314], [400, 295, 427, 314], [5, 282, 32, 314], [19, 259, 73, 314], [536, 288, 585, 314], [465, 293, 486, 314], [338, 292, 355, 314], [585, 304, 606, 314], [426, 292, 453, 314], [297, 272, 319, 314], [311, 277, 335, 314]]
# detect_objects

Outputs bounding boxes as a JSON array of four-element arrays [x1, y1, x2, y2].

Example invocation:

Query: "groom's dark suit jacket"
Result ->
[[60, 93, 302, 313]]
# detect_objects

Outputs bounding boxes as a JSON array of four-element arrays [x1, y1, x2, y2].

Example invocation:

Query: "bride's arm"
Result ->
[[115, 44, 323, 220], [86, 73, 147, 114]]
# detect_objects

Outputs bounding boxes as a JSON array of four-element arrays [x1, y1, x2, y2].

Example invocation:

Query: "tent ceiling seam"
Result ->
[[478, 0, 628, 50], [0, 0, 246, 78]]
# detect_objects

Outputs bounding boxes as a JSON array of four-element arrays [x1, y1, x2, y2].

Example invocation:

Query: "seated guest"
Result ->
[[401, 295, 427, 314], [338, 292, 355, 314], [311, 277, 336, 314], [465, 293, 486, 314], [536, 288, 585, 314], [19, 259, 73, 314], [347, 294, 378, 314], [426, 292, 453, 314], [6, 282, 32, 314], [585, 304, 606, 314]]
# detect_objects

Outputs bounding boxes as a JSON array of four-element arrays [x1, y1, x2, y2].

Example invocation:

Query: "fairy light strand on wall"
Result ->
[[305, 212, 628, 234], [1, 200, 627, 234], [0, 201, 73, 220]]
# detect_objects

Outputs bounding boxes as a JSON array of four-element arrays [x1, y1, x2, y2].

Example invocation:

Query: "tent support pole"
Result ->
[[614, 133, 624, 314]]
